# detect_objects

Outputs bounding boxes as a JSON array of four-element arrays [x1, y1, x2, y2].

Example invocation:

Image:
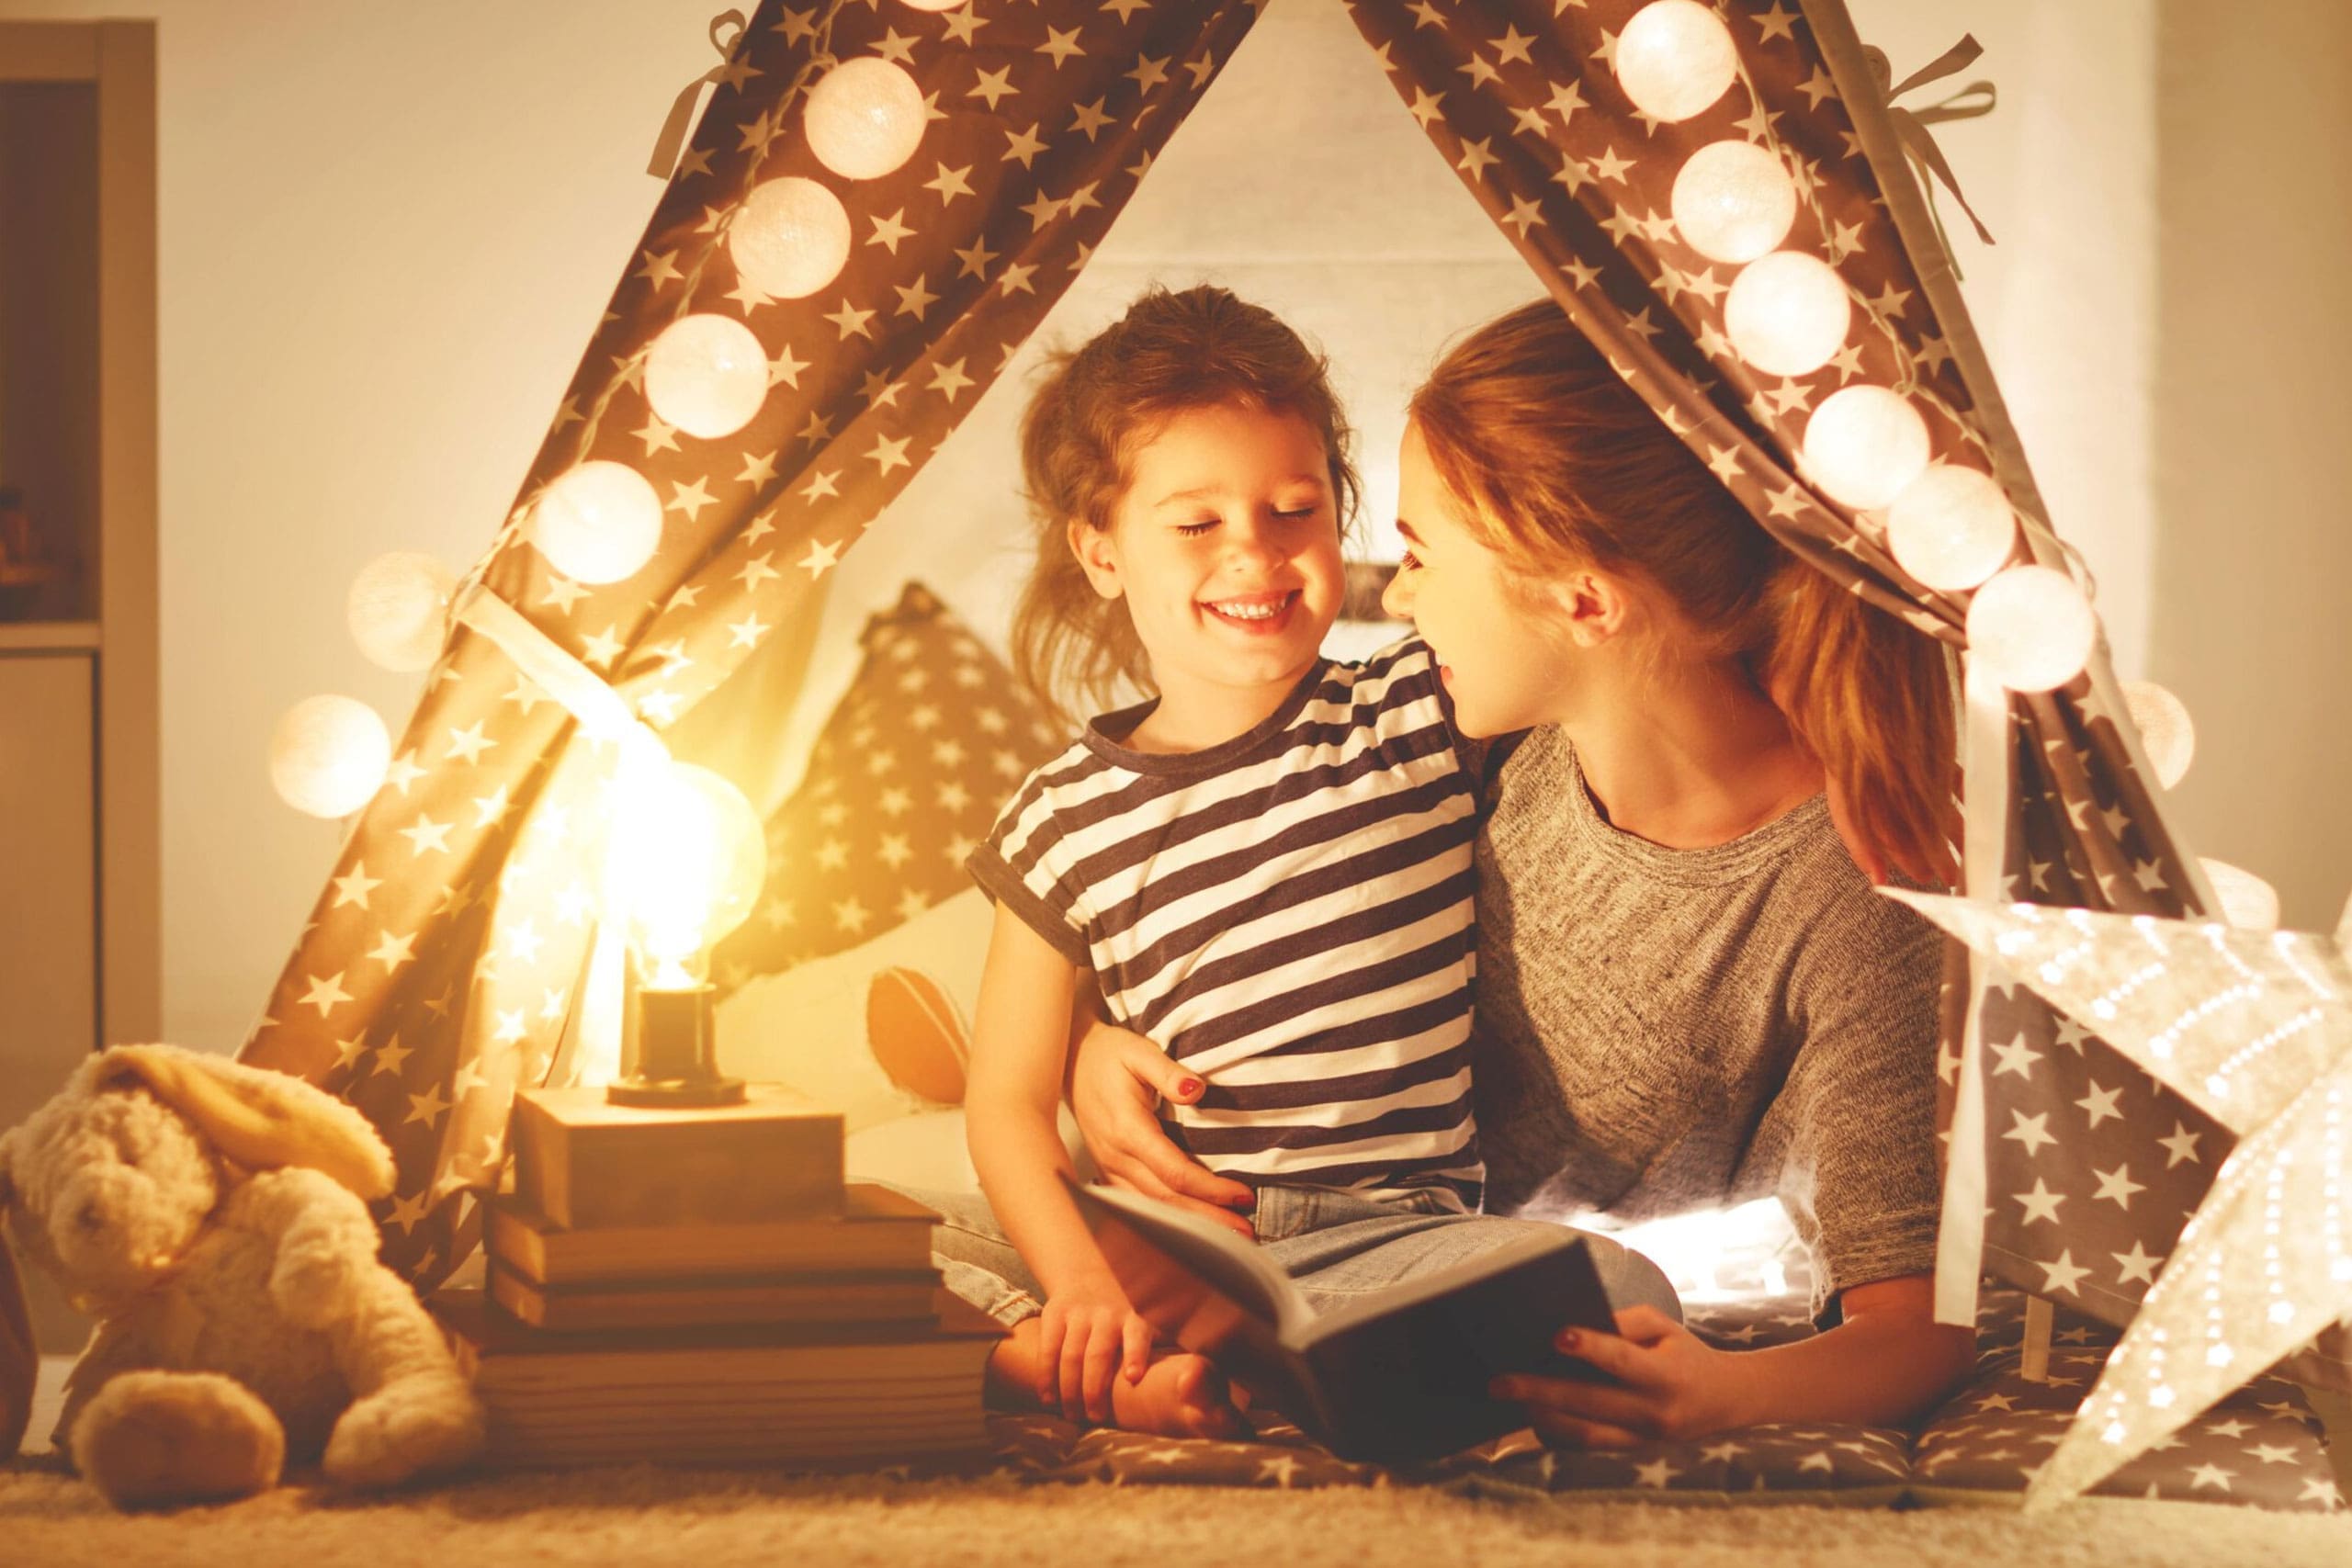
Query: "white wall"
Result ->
[[0, 0, 2252, 1045]]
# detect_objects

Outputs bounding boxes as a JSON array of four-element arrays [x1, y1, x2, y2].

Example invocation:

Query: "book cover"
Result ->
[[508, 1084, 844, 1230], [487, 1262, 943, 1334], [1069, 1181, 1621, 1464], [488, 1183, 937, 1287]]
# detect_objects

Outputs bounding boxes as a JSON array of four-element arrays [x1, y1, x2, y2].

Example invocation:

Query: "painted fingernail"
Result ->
[[1555, 1329, 1581, 1351], [1177, 1076, 1204, 1097]]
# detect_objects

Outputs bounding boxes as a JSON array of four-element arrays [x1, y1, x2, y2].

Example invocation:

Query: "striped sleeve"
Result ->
[[965, 750, 1094, 966]]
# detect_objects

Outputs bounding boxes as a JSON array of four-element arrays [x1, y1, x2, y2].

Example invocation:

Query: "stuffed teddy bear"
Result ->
[[0, 1043, 484, 1508]]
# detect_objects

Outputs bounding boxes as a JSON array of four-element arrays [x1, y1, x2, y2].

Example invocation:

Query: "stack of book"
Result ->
[[434, 1084, 1001, 1470]]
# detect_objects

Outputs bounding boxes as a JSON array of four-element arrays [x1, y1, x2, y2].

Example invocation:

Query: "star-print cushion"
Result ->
[[983, 1288, 2344, 1511]]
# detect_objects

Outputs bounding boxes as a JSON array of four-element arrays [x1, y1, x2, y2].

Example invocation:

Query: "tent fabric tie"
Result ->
[[649, 9, 752, 179], [1863, 34, 1998, 254]]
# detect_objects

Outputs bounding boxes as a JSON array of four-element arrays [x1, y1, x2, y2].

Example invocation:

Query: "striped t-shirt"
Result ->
[[967, 637, 1484, 1210]]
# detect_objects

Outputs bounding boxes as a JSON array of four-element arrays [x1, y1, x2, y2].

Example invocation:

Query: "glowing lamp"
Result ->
[[1613, 1, 1740, 123], [1724, 251, 1849, 378], [269, 694, 391, 819], [2120, 681, 2196, 790], [646, 313, 770, 439], [2199, 858, 2280, 931], [608, 759, 767, 1107], [729, 177, 853, 299], [1670, 140, 1797, 264], [803, 57, 925, 180], [1802, 385, 1929, 510], [1885, 464, 2017, 592], [346, 551, 456, 672], [1965, 564, 2097, 693], [532, 461, 663, 585]]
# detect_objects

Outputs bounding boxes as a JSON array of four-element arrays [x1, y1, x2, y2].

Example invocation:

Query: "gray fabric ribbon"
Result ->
[[1863, 34, 1998, 258], [649, 9, 752, 180]]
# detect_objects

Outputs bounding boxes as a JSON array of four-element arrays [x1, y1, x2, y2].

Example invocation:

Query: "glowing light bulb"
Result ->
[[613, 761, 767, 989], [269, 694, 391, 819], [532, 461, 663, 585], [1965, 564, 2097, 693], [804, 57, 925, 180], [2120, 681, 2196, 790], [729, 177, 852, 299], [2199, 859, 2280, 931], [897, 0, 968, 8], [1802, 385, 1929, 510], [1613, 1, 1740, 123], [1670, 140, 1798, 265], [1724, 251, 1849, 377], [1885, 463, 2017, 592], [645, 314, 770, 440], [346, 551, 455, 672]]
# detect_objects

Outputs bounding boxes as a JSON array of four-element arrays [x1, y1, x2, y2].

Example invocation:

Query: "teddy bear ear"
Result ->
[[99, 1045, 397, 1201]]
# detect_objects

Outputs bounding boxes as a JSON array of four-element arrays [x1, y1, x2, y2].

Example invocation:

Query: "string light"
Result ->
[[803, 57, 925, 180], [2200, 859, 2282, 931], [346, 551, 455, 673], [1801, 385, 1929, 509], [532, 460, 664, 585], [1885, 463, 2017, 592], [1724, 251, 1850, 377], [897, 0, 969, 9], [1670, 140, 1799, 264], [1612, 1, 1740, 123], [1964, 564, 2097, 693], [645, 313, 770, 439], [2120, 680, 2196, 790], [728, 177, 852, 299], [269, 694, 391, 819]]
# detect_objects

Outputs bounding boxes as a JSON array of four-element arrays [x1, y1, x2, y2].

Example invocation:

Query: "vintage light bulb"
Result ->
[[1965, 564, 2097, 693], [1886, 463, 2017, 592], [1724, 251, 1849, 377], [1670, 140, 1797, 264], [2198, 859, 2280, 931], [804, 57, 925, 180], [1802, 385, 1929, 510], [613, 761, 767, 988], [269, 694, 391, 819], [1614, 1, 1740, 123], [729, 176, 853, 299], [531, 461, 663, 585], [346, 551, 455, 672], [645, 313, 770, 440], [2120, 681, 2196, 790]]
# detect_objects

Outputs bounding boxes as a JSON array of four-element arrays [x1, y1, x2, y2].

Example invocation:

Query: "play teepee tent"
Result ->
[[234, 0, 2345, 1483]]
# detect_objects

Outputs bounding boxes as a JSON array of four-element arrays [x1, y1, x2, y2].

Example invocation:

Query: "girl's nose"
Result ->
[[1381, 563, 1415, 618]]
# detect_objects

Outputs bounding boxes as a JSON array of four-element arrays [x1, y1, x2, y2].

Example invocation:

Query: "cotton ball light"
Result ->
[[270, 695, 391, 819], [729, 177, 852, 299], [1671, 141, 1798, 265], [804, 57, 925, 180], [1965, 564, 2097, 693], [346, 551, 455, 672], [896, 0, 968, 9], [2198, 859, 2280, 931], [646, 314, 769, 440], [532, 460, 662, 585], [2121, 681, 2196, 790], [1724, 252, 1849, 378], [1886, 464, 2017, 592], [1614, 1, 1740, 123], [1802, 386, 1930, 510]]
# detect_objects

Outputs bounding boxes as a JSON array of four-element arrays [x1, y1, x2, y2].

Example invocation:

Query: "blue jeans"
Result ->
[[898, 1181, 1681, 1330]]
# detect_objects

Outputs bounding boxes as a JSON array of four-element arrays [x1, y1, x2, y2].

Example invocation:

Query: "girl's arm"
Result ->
[[965, 903, 1154, 1417], [1065, 1012, 1256, 1236], [1490, 1272, 1975, 1444]]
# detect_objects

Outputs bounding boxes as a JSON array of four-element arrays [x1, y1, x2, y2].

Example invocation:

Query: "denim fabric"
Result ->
[[893, 1181, 1680, 1330]]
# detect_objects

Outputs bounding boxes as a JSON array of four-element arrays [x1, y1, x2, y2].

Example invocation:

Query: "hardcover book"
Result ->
[[487, 1183, 937, 1287], [1069, 1180, 1621, 1464], [508, 1084, 844, 1230], [487, 1262, 942, 1334]]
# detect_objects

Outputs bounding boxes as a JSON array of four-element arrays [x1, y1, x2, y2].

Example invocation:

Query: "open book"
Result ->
[[1068, 1180, 1621, 1464]]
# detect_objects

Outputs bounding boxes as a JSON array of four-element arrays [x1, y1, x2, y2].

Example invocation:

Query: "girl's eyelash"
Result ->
[[1177, 520, 1217, 536], [1397, 549, 1421, 570]]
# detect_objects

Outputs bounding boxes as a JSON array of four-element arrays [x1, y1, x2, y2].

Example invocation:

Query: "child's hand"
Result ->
[[1036, 1277, 1154, 1424]]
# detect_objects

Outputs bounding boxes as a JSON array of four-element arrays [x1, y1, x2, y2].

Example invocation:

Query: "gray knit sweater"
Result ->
[[1471, 728, 1944, 1321]]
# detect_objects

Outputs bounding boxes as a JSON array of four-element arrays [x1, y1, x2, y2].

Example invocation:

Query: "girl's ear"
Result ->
[[1067, 518, 1124, 601], [1548, 569, 1634, 649]]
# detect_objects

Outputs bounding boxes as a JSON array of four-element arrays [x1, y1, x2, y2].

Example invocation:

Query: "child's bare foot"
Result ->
[[1111, 1349, 1247, 1439]]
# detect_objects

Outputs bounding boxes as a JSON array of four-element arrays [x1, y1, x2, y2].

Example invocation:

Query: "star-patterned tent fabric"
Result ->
[[1340, 0, 2346, 1388], [241, 0, 1267, 1286]]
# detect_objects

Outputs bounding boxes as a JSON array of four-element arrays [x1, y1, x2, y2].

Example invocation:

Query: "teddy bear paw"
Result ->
[[70, 1371, 285, 1510], [322, 1378, 486, 1489]]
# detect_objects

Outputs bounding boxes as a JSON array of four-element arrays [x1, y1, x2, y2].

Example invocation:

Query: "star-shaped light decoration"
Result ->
[[1885, 886, 2352, 1508]]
